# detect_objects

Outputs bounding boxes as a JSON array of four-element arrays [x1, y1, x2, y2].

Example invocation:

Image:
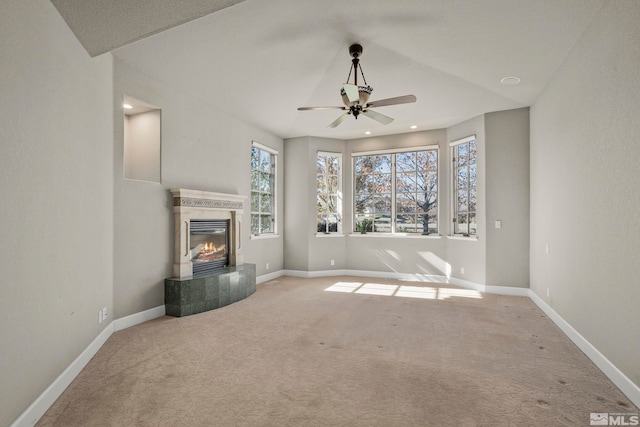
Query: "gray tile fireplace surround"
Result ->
[[164, 263, 256, 317]]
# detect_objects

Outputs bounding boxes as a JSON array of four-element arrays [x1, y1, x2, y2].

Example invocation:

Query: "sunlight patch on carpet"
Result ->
[[325, 281, 482, 300]]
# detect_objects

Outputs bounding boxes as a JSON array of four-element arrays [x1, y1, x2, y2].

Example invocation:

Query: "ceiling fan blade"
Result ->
[[366, 94, 417, 108], [362, 109, 394, 125], [342, 84, 359, 104], [328, 113, 350, 128], [298, 106, 346, 111]]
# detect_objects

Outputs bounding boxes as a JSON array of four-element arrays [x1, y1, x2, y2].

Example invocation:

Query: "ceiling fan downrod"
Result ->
[[347, 44, 367, 87]]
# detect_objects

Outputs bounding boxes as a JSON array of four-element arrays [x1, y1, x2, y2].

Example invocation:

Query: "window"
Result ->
[[317, 152, 342, 233], [451, 136, 477, 236], [250, 142, 277, 236], [353, 147, 438, 234]]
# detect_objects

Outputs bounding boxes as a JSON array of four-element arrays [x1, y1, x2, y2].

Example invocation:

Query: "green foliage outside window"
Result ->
[[251, 144, 276, 235]]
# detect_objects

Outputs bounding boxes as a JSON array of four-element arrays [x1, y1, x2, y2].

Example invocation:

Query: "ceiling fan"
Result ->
[[298, 43, 417, 128]]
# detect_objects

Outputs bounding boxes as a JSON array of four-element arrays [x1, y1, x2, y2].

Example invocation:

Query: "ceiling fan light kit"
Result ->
[[298, 43, 416, 128], [340, 84, 372, 108]]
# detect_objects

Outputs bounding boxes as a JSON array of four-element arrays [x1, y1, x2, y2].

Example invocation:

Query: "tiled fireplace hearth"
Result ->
[[165, 189, 256, 317]]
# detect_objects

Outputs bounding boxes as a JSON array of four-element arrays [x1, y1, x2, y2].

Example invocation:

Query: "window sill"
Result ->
[[250, 234, 281, 240], [315, 233, 345, 238], [447, 235, 478, 241], [348, 233, 442, 239]]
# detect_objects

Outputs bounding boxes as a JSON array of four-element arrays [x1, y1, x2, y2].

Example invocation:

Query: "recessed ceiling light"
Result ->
[[410, 125, 417, 129], [123, 103, 133, 109], [365, 131, 371, 135], [501, 77, 521, 85]]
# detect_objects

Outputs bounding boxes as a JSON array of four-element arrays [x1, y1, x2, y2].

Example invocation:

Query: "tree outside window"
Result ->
[[396, 150, 438, 234], [317, 152, 342, 233], [354, 147, 438, 234], [251, 143, 276, 235], [452, 137, 477, 236]]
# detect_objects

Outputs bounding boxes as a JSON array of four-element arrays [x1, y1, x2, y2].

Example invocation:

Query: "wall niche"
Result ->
[[123, 96, 161, 183]]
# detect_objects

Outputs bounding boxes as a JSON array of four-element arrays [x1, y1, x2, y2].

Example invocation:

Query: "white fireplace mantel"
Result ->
[[170, 188, 246, 279]]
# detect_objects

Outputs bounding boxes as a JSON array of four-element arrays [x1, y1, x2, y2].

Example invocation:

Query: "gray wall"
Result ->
[[485, 108, 530, 287], [113, 59, 284, 318], [283, 137, 311, 271], [0, 1, 114, 425], [530, 0, 640, 386]]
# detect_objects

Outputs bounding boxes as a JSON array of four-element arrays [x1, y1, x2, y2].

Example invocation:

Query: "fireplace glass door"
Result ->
[[190, 219, 229, 277]]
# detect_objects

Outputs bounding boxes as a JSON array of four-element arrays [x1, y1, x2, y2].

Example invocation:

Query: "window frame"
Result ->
[[352, 145, 439, 235], [250, 141, 278, 238], [316, 151, 343, 235], [450, 135, 477, 237]]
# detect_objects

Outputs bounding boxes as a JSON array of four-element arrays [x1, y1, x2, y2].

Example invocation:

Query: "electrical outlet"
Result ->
[[102, 307, 108, 320], [495, 220, 502, 229], [98, 310, 103, 324], [330, 259, 335, 266], [460, 267, 465, 274], [266, 262, 270, 270]]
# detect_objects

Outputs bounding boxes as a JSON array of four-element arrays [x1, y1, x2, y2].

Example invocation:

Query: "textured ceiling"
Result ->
[[53, 0, 605, 140], [50, 0, 246, 56]]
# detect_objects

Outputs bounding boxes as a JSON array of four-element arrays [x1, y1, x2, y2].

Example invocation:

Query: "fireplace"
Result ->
[[167, 189, 255, 317], [171, 189, 246, 279]]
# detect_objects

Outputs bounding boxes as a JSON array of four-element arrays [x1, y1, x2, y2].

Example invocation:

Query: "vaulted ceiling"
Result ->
[[52, 0, 605, 140]]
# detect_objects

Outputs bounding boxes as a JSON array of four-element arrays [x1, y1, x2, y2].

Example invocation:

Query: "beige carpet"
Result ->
[[37, 276, 637, 426]]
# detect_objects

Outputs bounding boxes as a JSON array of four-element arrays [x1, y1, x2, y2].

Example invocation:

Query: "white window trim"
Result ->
[[448, 135, 476, 148], [351, 145, 439, 236], [250, 233, 280, 240], [348, 233, 442, 239], [353, 145, 439, 157], [252, 140, 278, 155], [315, 233, 345, 238], [446, 235, 478, 241], [250, 140, 278, 238], [316, 151, 343, 235], [450, 135, 477, 238]]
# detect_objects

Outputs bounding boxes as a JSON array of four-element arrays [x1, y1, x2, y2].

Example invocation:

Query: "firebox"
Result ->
[[190, 219, 229, 277]]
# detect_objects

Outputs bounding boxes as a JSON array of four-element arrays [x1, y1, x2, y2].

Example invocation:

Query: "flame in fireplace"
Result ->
[[201, 242, 217, 255], [194, 242, 227, 262]]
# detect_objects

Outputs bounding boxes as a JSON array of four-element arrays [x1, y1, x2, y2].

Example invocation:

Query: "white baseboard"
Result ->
[[345, 269, 448, 283], [484, 284, 530, 296], [113, 305, 165, 332], [256, 270, 285, 284], [282, 269, 348, 278], [11, 324, 114, 427], [528, 290, 640, 408], [282, 269, 529, 297]]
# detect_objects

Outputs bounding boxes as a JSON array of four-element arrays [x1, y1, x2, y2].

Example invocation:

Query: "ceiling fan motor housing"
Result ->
[[349, 43, 363, 58]]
